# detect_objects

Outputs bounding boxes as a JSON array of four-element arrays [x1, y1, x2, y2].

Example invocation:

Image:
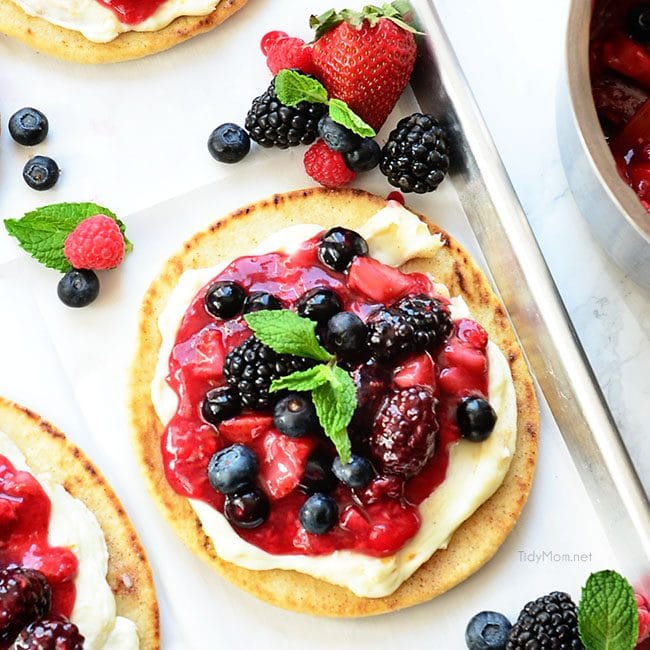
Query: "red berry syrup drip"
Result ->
[[162, 235, 489, 557], [590, 0, 650, 209], [0, 455, 78, 619], [94, 0, 168, 25]]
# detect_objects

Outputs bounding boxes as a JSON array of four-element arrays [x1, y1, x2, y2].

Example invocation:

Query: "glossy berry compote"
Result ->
[[0, 454, 78, 647], [590, 0, 650, 209], [162, 227, 493, 559], [94, 0, 168, 25]]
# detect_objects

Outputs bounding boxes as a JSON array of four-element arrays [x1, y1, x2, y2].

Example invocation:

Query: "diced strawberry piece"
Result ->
[[339, 504, 370, 534], [602, 34, 650, 91], [22, 547, 78, 584], [348, 257, 431, 304], [260, 30, 287, 55], [393, 353, 436, 389], [218, 415, 274, 444], [258, 429, 316, 500], [437, 366, 477, 396], [629, 163, 650, 201], [637, 593, 650, 644], [443, 346, 487, 376], [613, 100, 650, 155], [172, 326, 225, 380], [456, 318, 488, 350]]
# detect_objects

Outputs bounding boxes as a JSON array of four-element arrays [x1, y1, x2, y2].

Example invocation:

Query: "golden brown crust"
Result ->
[[0, 397, 160, 648], [128, 187, 539, 617], [0, 0, 247, 63]]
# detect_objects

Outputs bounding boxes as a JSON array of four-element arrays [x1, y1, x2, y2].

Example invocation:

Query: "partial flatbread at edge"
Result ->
[[129, 187, 539, 617], [0, 0, 247, 63], [0, 397, 160, 648]]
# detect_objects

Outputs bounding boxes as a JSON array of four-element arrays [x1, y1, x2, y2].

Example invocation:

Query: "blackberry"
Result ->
[[0, 566, 51, 644], [14, 616, 84, 650], [506, 592, 584, 650], [223, 335, 313, 410], [367, 307, 414, 360], [244, 77, 326, 148], [380, 113, 450, 194], [395, 294, 452, 350]]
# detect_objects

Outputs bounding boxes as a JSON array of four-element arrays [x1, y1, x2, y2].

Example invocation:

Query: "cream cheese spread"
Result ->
[[0, 432, 139, 649], [151, 206, 517, 598], [12, 0, 220, 43]]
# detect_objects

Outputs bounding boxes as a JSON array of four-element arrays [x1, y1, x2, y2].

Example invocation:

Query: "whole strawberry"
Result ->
[[64, 214, 125, 270], [311, 2, 417, 131]]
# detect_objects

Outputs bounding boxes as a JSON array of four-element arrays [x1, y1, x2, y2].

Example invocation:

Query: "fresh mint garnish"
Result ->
[[328, 98, 376, 138], [4, 202, 132, 272], [274, 69, 376, 138], [578, 570, 639, 650], [247, 309, 356, 463]]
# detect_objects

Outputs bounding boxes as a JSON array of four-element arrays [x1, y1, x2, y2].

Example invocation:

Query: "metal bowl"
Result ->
[[558, 0, 650, 290]]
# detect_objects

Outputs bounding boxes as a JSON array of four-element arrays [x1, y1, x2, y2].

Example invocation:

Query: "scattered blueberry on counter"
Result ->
[[57, 269, 100, 308], [9, 107, 49, 146], [23, 155, 59, 191]]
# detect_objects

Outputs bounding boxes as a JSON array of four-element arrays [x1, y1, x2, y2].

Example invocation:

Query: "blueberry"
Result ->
[[273, 393, 318, 438], [205, 281, 246, 319], [207, 444, 258, 495], [298, 451, 337, 494], [457, 397, 497, 442], [318, 227, 369, 272], [465, 611, 511, 650], [344, 138, 381, 172], [224, 488, 269, 529], [295, 287, 342, 324], [299, 493, 338, 534], [208, 123, 251, 163], [9, 107, 49, 146], [243, 291, 283, 313], [202, 386, 240, 425], [57, 269, 99, 308], [332, 454, 374, 489], [23, 156, 59, 191], [325, 311, 367, 359], [626, 3, 650, 44], [317, 115, 360, 153]]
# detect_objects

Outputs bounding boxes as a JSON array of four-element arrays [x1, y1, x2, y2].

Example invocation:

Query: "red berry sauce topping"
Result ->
[[162, 231, 490, 558], [590, 0, 650, 210], [94, 0, 168, 25], [0, 454, 78, 640]]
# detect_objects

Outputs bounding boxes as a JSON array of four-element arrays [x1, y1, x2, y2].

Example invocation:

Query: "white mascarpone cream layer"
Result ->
[[152, 204, 518, 598], [12, 0, 220, 43], [0, 432, 139, 650]]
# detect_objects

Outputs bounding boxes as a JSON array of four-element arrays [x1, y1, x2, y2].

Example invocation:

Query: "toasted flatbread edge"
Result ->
[[0, 0, 247, 63], [0, 397, 160, 648], [128, 186, 539, 617]]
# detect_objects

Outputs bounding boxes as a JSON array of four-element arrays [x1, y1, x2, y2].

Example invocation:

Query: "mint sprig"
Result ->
[[274, 69, 376, 138], [578, 570, 639, 650], [4, 202, 132, 272], [246, 309, 356, 463]]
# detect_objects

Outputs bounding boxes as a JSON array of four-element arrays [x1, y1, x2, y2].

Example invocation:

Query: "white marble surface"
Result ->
[[0, 0, 645, 503]]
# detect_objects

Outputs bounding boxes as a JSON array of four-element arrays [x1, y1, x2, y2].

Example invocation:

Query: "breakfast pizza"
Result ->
[[0, 397, 159, 648], [0, 0, 247, 63], [129, 187, 539, 617]]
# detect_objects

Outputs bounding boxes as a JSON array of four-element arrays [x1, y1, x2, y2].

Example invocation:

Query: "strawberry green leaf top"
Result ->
[[4, 202, 132, 273], [578, 570, 639, 650]]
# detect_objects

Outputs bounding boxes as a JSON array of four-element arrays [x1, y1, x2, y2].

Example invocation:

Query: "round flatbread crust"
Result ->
[[0, 0, 247, 63], [129, 187, 539, 617], [0, 397, 160, 648]]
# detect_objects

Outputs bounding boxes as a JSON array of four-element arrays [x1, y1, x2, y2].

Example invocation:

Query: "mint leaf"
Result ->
[[274, 69, 329, 107], [312, 365, 356, 463], [4, 202, 132, 272], [328, 98, 376, 138], [244, 310, 333, 362], [270, 365, 330, 393], [578, 570, 639, 650]]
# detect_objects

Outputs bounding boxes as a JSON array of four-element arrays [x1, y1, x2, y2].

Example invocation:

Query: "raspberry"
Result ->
[[0, 566, 52, 644], [304, 140, 356, 188], [14, 616, 84, 650], [63, 214, 125, 270], [637, 593, 650, 644], [266, 37, 317, 75], [260, 30, 287, 55], [370, 386, 438, 478]]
